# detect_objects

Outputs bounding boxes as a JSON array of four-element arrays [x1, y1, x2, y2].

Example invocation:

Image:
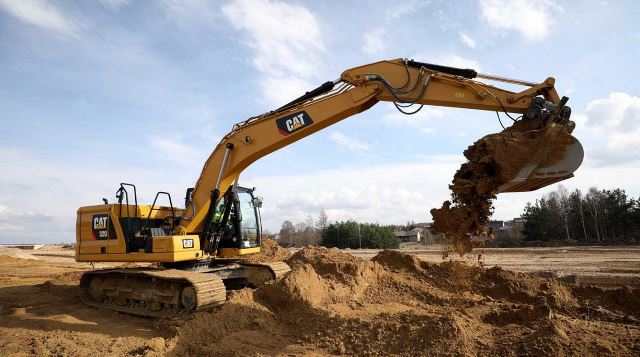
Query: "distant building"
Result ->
[[490, 220, 504, 232], [394, 225, 445, 244], [394, 229, 421, 243], [493, 217, 527, 244]]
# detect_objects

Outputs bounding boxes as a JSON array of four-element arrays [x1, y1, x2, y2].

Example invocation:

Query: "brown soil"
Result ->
[[172, 247, 639, 356], [240, 238, 292, 263], [432, 121, 577, 255], [2, 244, 638, 356]]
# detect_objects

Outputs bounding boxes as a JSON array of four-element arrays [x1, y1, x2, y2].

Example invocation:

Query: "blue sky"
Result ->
[[1, 0, 639, 243]]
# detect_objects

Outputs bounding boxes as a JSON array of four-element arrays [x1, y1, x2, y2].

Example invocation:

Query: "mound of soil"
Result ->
[[0, 249, 40, 261], [432, 122, 578, 255], [241, 238, 292, 263], [170, 246, 640, 356]]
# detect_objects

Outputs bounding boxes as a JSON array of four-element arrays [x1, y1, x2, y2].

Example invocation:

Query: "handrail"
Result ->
[[140, 191, 176, 237]]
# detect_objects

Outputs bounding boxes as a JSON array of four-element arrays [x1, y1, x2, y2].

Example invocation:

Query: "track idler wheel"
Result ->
[[180, 286, 198, 311]]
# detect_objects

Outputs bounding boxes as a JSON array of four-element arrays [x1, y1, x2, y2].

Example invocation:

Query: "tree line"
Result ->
[[277, 209, 329, 247], [321, 221, 399, 249], [522, 186, 640, 243], [277, 209, 400, 249]]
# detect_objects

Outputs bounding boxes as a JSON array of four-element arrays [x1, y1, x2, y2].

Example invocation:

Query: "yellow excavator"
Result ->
[[75, 58, 583, 316]]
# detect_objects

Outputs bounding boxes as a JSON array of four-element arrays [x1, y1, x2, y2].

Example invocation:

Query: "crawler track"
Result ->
[[240, 261, 291, 281], [80, 261, 291, 317], [79, 268, 226, 318]]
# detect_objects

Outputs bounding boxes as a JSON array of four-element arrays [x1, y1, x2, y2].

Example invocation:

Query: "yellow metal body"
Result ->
[[75, 204, 261, 262], [76, 58, 581, 264], [75, 203, 257, 263], [178, 58, 571, 236], [76, 204, 197, 262]]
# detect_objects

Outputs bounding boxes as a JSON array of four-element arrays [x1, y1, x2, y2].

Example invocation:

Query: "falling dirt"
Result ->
[[432, 121, 578, 255], [241, 238, 293, 263], [171, 246, 640, 356]]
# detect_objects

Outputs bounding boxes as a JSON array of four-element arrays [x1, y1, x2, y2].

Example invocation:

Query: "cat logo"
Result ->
[[91, 214, 109, 240], [182, 239, 194, 249], [276, 111, 313, 136]]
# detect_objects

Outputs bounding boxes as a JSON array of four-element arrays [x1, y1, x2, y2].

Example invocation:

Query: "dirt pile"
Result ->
[[432, 122, 578, 255], [171, 247, 640, 356], [241, 238, 292, 263], [0, 249, 40, 261]]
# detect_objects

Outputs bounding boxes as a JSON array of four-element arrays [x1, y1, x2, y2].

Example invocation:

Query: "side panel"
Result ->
[[76, 203, 204, 263], [76, 232, 205, 263], [76, 204, 136, 258], [76, 205, 115, 256], [75, 251, 204, 263], [219, 247, 260, 257], [152, 236, 201, 253]]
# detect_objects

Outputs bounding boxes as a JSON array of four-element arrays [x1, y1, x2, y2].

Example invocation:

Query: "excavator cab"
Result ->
[[211, 186, 262, 253]]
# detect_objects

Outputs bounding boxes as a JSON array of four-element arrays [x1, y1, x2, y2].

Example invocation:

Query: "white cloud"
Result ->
[[479, 0, 560, 40], [579, 92, 640, 164], [222, 0, 325, 106], [494, 156, 640, 219], [459, 32, 477, 49], [100, 0, 131, 10], [244, 158, 461, 231], [413, 52, 481, 71], [149, 135, 201, 165], [0, 0, 77, 35], [259, 75, 313, 110], [0, 147, 198, 243], [438, 54, 481, 70], [329, 132, 370, 152], [363, 28, 387, 55], [420, 127, 436, 135], [371, 0, 429, 59], [162, 0, 218, 27], [385, 0, 429, 21], [244, 153, 640, 233], [0, 205, 53, 233]]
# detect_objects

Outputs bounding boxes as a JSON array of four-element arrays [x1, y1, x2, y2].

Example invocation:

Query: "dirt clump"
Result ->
[[241, 238, 292, 263], [432, 122, 578, 255], [171, 246, 640, 356]]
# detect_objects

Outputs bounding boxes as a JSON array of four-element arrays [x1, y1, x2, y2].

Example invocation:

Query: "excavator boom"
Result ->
[[180, 58, 582, 236]]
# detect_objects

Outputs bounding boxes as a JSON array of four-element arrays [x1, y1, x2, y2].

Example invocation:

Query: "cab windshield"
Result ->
[[238, 190, 259, 248]]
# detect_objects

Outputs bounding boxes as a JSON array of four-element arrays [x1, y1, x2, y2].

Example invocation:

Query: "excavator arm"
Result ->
[[73, 58, 583, 317], [178, 58, 582, 238]]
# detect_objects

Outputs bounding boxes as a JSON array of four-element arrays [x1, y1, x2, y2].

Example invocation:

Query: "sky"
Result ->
[[0, 0, 639, 243]]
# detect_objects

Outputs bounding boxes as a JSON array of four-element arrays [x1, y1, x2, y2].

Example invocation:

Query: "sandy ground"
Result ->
[[343, 245, 640, 288], [0, 244, 638, 356]]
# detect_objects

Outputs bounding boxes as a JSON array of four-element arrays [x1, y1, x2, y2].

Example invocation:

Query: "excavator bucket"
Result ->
[[454, 122, 584, 196], [497, 138, 584, 192], [492, 124, 584, 193]]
